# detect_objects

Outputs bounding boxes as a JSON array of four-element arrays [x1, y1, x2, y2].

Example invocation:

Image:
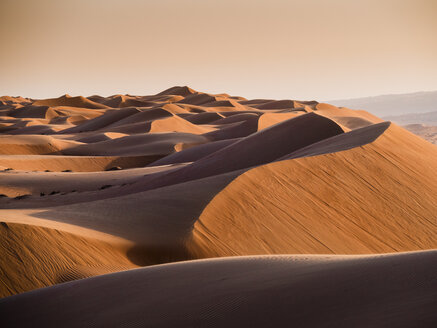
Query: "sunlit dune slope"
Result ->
[[0, 222, 137, 297], [190, 123, 437, 257]]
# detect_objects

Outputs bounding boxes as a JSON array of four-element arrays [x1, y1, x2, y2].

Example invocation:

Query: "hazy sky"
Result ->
[[1, 0, 436, 100]]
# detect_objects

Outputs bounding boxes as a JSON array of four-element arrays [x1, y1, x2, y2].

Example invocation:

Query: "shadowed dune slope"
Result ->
[[103, 107, 173, 127], [137, 113, 344, 191], [60, 107, 140, 133], [1, 251, 436, 328], [7, 105, 50, 119], [62, 133, 208, 156], [0, 154, 161, 172], [149, 138, 240, 166], [0, 165, 182, 197], [282, 121, 390, 159]]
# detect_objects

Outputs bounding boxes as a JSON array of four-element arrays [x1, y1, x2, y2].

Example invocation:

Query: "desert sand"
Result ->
[[2, 252, 437, 327], [1, 87, 436, 327]]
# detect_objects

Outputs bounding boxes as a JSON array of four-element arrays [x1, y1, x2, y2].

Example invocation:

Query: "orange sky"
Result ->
[[1, 0, 436, 100]]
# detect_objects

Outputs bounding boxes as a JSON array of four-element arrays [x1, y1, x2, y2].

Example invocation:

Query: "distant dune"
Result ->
[[383, 110, 437, 125], [329, 91, 437, 144], [383, 110, 437, 144], [329, 91, 437, 116], [403, 124, 437, 145], [1, 87, 436, 327]]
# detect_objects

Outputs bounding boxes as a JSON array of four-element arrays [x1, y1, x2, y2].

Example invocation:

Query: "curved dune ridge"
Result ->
[[0, 87, 436, 326]]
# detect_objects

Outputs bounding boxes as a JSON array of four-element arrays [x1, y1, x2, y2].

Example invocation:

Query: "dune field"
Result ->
[[1, 87, 436, 327]]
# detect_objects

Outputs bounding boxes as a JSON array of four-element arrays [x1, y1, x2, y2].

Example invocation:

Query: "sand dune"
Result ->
[[7, 105, 50, 119], [33, 94, 109, 109], [190, 123, 437, 257], [62, 133, 208, 156], [60, 107, 141, 133], [150, 138, 240, 166], [0, 222, 137, 297], [282, 121, 390, 159], [0, 154, 160, 172], [75, 131, 128, 143], [183, 111, 225, 124], [0, 135, 80, 155], [104, 107, 173, 127], [0, 165, 182, 198], [2, 251, 436, 327], [403, 124, 437, 145], [146, 113, 344, 188], [0, 87, 436, 326], [157, 86, 196, 96], [255, 99, 301, 110]]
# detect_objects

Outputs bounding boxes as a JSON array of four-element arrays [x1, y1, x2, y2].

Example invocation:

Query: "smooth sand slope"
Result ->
[[0, 87, 436, 326], [1, 251, 436, 328]]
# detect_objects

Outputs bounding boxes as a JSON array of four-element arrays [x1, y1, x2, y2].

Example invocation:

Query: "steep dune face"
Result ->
[[190, 124, 437, 257], [2, 251, 436, 328], [0, 87, 436, 326], [282, 121, 390, 159]]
